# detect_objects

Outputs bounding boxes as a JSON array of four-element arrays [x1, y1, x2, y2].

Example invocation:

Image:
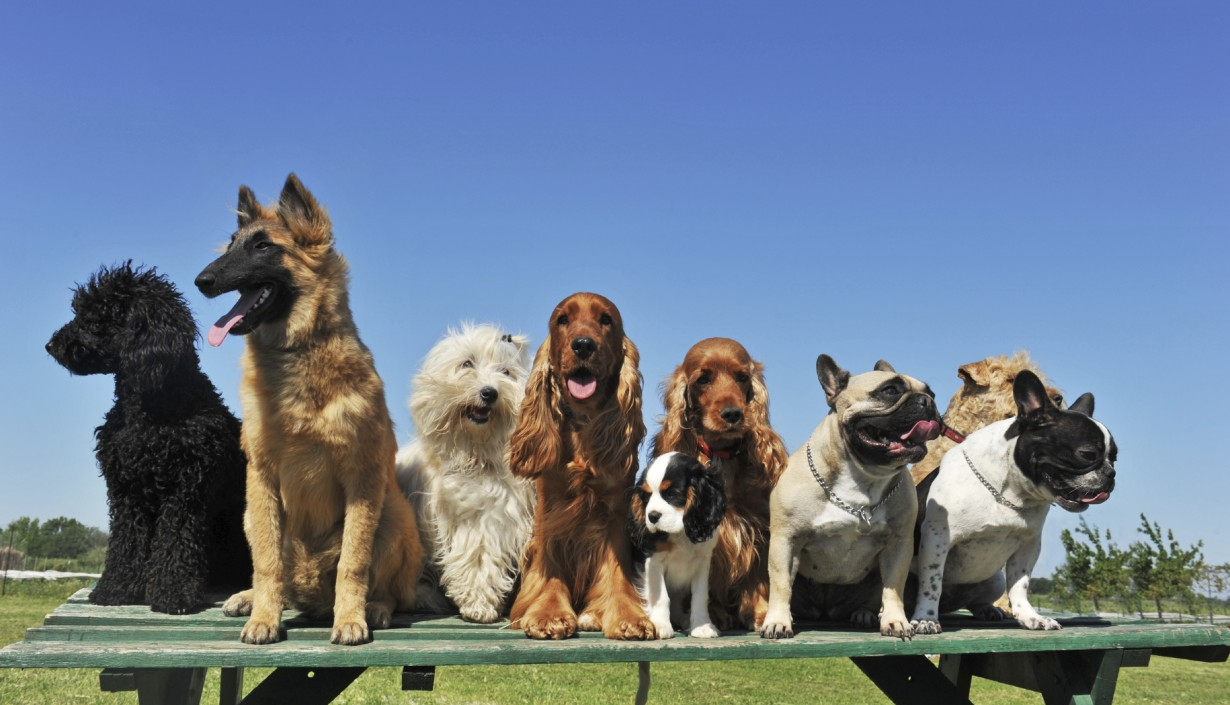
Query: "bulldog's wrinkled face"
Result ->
[[817, 355, 941, 468], [1009, 373, 1116, 513]]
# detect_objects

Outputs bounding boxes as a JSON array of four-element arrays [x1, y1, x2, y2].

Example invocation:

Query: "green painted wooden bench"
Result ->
[[1, 588, 1227, 705]]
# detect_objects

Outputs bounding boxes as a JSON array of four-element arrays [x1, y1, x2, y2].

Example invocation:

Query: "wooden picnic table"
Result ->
[[1, 588, 1227, 705]]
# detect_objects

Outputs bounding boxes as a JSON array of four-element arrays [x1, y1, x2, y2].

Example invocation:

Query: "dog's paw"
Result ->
[[651, 618, 675, 640], [523, 613, 578, 640], [973, 604, 1009, 621], [460, 604, 502, 624], [331, 618, 372, 645], [222, 590, 254, 618], [240, 618, 282, 645], [880, 618, 913, 640], [366, 602, 393, 630], [605, 616, 658, 641], [909, 619, 942, 635], [576, 612, 602, 632], [689, 623, 720, 639], [759, 619, 794, 640], [849, 607, 878, 630], [1018, 614, 1062, 631]]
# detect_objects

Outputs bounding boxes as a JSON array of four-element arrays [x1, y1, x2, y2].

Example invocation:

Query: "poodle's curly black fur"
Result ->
[[46, 262, 251, 614]]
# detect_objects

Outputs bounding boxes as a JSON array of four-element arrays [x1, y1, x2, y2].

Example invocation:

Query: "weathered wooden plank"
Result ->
[[4, 624, 1229, 670]]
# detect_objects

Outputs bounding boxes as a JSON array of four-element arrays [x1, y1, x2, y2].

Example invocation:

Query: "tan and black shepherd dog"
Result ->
[[195, 174, 422, 645]]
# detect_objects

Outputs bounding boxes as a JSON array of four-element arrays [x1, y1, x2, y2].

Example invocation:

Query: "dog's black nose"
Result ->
[[571, 337, 596, 359], [647, 511, 662, 524], [479, 386, 499, 405], [45, 341, 53, 355], [721, 406, 744, 425], [194, 272, 215, 291]]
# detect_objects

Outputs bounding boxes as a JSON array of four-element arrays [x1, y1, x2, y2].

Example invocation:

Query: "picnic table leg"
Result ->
[[849, 655, 974, 705], [219, 667, 244, 705], [635, 661, 650, 705], [956, 649, 1127, 705], [238, 667, 366, 705], [100, 667, 206, 705]]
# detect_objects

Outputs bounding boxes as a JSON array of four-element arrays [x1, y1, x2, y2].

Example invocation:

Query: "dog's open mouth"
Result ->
[[1054, 490, 1111, 512], [208, 285, 275, 347], [853, 418, 941, 458], [465, 405, 492, 424], [566, 369, 598, 401]]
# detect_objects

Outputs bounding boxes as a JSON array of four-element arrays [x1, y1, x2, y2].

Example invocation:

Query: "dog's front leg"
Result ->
[[585, 522, 656, 641], [643, 554, 673, 639], [237, 461, 285, 644], [688, 548, 719, 638], [1006, 533, 1060, 631], [877, 530, 914, 639], [909, 512, 951, 635], [331, 466, 386, 645], [759, 529, 801, 639], [89, 490, 152, 606], [146, 487, 207, 615], [510, 544, 578, 640]]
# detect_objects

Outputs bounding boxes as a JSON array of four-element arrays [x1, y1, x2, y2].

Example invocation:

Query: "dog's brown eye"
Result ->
[[736, 373, 750, 383], [461, 360, 474, 369], [254, 241, 271, 250], [697, 372, 712, 385], [501, 368, 512, 377], [879, 384, 901, 397], [556, 315, 569, 326], [1051, 394, 1064, 406], [599, 313, 613, 326]]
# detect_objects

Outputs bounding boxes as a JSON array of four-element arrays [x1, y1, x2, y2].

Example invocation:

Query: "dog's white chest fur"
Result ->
[[795, 474, 897, 585]]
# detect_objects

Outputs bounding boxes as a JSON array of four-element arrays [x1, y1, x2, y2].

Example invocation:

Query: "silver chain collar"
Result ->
[[805, 442, 902, 524], [960, 448, 1023, 511]]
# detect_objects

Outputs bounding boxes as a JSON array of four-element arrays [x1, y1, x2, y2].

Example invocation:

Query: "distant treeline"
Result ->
[[1, 516, 108, 573]]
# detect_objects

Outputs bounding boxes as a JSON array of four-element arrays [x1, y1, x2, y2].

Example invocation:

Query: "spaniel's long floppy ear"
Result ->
[[745, 360, 789, 485], [684, 464, 727, 544], [651, 364, 693, 458], [509, 338, 561, 479], [616, 336, 647, 459]]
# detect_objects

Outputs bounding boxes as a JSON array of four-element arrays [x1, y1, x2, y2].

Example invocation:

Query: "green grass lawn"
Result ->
[[1, 580, 1227, 704]]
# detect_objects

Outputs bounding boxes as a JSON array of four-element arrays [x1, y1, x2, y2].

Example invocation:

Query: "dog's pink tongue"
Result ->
[[1080, 492, 1110, 504], [207, 290, 262, 347], [901, 419, 942, 444], [567, 377, 598, 400]]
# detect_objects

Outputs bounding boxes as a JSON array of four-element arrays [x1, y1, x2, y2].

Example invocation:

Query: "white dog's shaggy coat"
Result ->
[[395, 324, 535, 623]]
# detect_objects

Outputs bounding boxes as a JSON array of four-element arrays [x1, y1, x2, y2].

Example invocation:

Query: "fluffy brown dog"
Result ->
[[508, 292, 655, 640], [195, 174, 422, 645], [651, 338, 788, 630], [911, 352, 1065, 487]]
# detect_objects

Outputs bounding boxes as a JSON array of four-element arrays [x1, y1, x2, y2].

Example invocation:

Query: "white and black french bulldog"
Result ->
[[761, 355, 941, 640], [910, 370, 1116, 633]]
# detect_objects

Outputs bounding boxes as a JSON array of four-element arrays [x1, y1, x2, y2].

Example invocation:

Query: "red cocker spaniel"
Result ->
[[652, 337, 788, 629], [509, 292, 655, 640]]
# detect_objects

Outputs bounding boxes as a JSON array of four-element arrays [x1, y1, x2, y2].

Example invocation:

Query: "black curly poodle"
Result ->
[[46, 262, 251, 614]]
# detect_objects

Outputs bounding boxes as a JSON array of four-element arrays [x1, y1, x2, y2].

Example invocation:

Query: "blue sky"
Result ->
[[2, 2, 1226, 576]]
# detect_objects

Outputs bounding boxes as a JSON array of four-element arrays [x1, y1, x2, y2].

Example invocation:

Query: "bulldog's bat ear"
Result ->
[[1069, 393, 1095, 417], [237, 186, 262, 228], [874, 359, 896, 373], [816, 354, 851, 408], [1013, 370, 1053, 421], [958, 360, 991, 387]]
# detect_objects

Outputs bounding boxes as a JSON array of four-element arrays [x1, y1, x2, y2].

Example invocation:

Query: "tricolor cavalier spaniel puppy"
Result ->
[[508, 292, 656, 640], [631, 452, 727, 639], [652, 337, 788, 630]]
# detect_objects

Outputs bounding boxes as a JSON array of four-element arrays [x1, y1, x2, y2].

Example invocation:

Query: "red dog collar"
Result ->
[[696, 438, 736, 460], [941, 422, 966, 444]]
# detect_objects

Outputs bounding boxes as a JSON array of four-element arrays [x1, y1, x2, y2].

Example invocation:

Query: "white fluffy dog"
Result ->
[[395, 323, 535, 623]]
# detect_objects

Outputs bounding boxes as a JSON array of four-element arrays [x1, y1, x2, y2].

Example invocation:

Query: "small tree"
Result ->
[[26, 517, 95, 560], [1055, 519, 1128, 614], [1128, 514, 1204, 622], [1196, 563, 1230, 623]]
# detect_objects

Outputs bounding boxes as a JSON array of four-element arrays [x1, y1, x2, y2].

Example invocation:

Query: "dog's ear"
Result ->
[[615, 336, 647, 465], [236, 186, 266, 228], [121, 277, 198, 397], [958, 360, 992, 388], [874, 359, 896, 373], [1012, 370, 1056, 430], [504, 333, 532, 357], [816, 354, 850, 408], [745, 360, 788, 485], [509, 338, 562, 479], [652, 363, 693, 458], [1068, 393, 1095, 417], [277, 173, 333, 247], [684, 463, 727, 544], [626, 483, 650, 558]]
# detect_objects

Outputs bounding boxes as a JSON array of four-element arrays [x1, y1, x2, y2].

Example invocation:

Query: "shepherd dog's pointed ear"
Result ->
[[237, 186, 265, 228], [277, 173, 333, 246]]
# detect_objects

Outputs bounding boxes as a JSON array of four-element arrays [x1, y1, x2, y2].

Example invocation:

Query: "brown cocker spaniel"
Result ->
[[652, 337, 788, 630], [508, 292, 655, 640]]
